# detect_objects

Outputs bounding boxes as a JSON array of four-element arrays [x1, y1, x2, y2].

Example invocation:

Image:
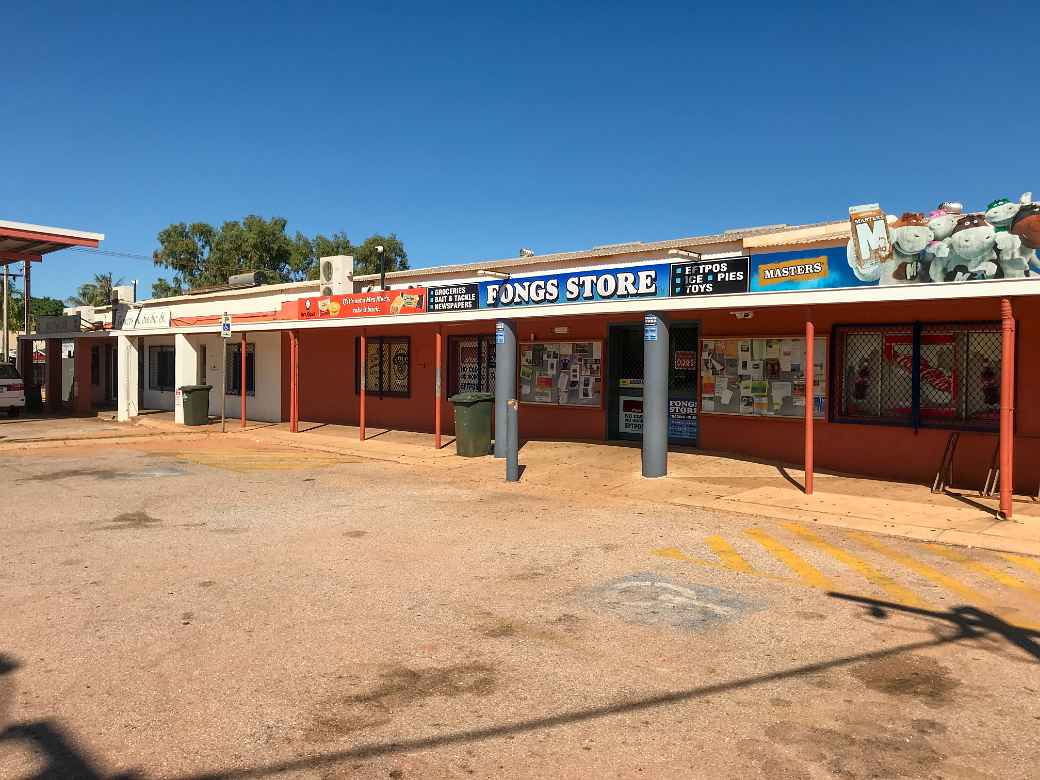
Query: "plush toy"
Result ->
[[883, 212, 932, 284], [985, 198, 1021, 232], [924, 209, 959, 281], [947, 214, 1000, 280], [1009, 201, 1040, 276]]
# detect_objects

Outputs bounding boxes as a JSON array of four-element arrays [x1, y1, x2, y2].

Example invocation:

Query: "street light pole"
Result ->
[[377, 244, 386, 290]]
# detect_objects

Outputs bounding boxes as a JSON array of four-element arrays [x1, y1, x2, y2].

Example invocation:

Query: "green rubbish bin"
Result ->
[[448, 392, 495, 457], [179, 384, 212, 426]]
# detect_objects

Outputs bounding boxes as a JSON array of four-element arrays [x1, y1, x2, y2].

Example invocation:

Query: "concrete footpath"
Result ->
[[114, 413, 1040, 557]]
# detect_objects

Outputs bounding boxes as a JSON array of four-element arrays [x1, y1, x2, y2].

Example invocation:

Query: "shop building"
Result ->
[[39, 203, 1040, 516]]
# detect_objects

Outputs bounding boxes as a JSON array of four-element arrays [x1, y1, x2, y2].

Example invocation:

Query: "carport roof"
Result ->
[[0, 219, 104, 263]]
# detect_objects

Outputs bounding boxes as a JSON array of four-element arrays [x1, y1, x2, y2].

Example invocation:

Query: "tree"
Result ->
[[351, 234, 409, 278], [4, 281, 65, 331], [66, 272, 126, 307], [151, 217, 409, 296]]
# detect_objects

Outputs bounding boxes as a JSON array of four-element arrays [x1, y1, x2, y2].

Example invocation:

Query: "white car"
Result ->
[[0, 364, 25, 417]]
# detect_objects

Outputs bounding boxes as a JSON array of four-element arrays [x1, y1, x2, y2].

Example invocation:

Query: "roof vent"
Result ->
[[519, 248, 536, 257]]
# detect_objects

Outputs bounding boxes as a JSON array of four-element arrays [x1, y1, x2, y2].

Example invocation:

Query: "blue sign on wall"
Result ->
[[478, 262, 670, 310], [750, 246, 867, 293]]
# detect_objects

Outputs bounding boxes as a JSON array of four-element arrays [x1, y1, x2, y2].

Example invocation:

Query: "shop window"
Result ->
[[700, 336, 826, 418], [90, 346, 100, 386], [832, 322, 1001, 431], [225, 343, 256, 397], [355, 337, 410, 398], [148, 345, 175, 392], [448, 335, 496, 395]]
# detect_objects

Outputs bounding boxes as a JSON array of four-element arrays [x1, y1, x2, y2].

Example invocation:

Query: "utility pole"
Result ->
[[377, 244, 386, 290]]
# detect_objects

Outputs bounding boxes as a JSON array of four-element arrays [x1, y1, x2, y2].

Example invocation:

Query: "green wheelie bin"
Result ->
[[179, 384, 212, 426], [448, 392, 494, 456]]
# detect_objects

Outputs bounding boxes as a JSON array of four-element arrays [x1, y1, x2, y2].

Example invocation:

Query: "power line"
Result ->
[[69, 246, 154, 262]]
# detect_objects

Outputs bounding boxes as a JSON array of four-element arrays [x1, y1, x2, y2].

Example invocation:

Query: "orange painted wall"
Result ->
[[280, 296, 1038, 490]]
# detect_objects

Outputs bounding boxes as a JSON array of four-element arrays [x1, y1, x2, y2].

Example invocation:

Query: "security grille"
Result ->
[[832, 322, 1001, 431], [669, 325, 699, 395], [449, 335, 496, 394], [356, 336, 410, 398]]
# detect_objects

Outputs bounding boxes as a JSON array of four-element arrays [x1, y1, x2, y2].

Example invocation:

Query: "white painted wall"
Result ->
[[186, 331, 282, 423]]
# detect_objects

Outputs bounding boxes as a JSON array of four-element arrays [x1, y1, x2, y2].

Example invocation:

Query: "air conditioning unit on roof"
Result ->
[[319, 255, 354, 297]]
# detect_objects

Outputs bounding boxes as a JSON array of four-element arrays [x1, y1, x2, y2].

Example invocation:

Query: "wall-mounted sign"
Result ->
[[284, 288, 427, 320], [122, 308, 172, 330], [643, 313, 658, 342], [428, 284, 479, 312], [670, 257, 749, 296], [479, 262, 669, 310], [37, 314, 81, 335]]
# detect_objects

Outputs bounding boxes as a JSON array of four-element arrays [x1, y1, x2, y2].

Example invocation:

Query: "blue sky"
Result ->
[[4, 1, 1038, 300]]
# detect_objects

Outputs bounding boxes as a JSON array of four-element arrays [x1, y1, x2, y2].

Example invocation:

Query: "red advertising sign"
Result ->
[[280, 288, 427, 320]]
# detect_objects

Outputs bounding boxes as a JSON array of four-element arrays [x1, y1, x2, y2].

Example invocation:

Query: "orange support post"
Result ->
[[999, 298, 1015, 519], [289, 330, 299, 433], [240, 331, 247, 429], [435, 326, 443, 449], [359, 330, 367, 441], [805, 319, 814, 495]]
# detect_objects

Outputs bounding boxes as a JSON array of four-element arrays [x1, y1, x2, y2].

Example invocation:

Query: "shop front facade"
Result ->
[[98, 206, 1040, 513]]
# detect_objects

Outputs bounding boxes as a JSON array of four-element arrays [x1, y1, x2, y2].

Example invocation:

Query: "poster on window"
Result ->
[[701, 337, 825, 418], [519, 341, 602, 407]]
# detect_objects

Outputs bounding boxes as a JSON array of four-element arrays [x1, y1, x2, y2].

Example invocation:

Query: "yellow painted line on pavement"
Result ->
[[1000, 553, 1040, 579], [848, 531, 992, 606], [783, 523, 928, 609], [925, 544, 1038, 594], [705, 535, 755, 574], [744, 528, 833, 590]]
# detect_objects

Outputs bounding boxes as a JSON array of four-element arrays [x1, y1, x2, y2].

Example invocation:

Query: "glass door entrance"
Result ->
[[607, 322, 698, 445]]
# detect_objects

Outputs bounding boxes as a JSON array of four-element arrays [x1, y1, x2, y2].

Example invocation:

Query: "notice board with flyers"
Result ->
[[519, 341, 603, 408], [700, 336, 826, 419]]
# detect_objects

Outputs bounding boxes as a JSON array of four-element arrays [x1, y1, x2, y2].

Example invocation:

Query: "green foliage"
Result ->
[[3, 280, 65, 331], [66, 272, 126, 307], [151, 277, 184, 299], [151, 216, 409, 295]]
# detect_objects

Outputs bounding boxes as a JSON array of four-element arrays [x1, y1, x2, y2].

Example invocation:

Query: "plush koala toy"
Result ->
[[883, 212, 932, 284], [924, 209, 959, 281], [985, 198, 1021, 232], [1009, 202, 1040, 276], [946, 214, 1002, 280]]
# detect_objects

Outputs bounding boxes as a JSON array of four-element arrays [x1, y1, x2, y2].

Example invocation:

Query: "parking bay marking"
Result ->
[[783, 522, 928, 609]]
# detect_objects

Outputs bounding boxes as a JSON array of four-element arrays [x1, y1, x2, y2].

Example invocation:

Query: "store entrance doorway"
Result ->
[[607, 321, 699, 445]]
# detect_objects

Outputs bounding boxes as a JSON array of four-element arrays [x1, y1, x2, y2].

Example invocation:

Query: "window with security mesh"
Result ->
[[355, 336, 410, 397], [832, 322, 1001, 431], [225, 343, 255, 397], [449, 335, 496, 395], [148, 345, 175, 392]]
